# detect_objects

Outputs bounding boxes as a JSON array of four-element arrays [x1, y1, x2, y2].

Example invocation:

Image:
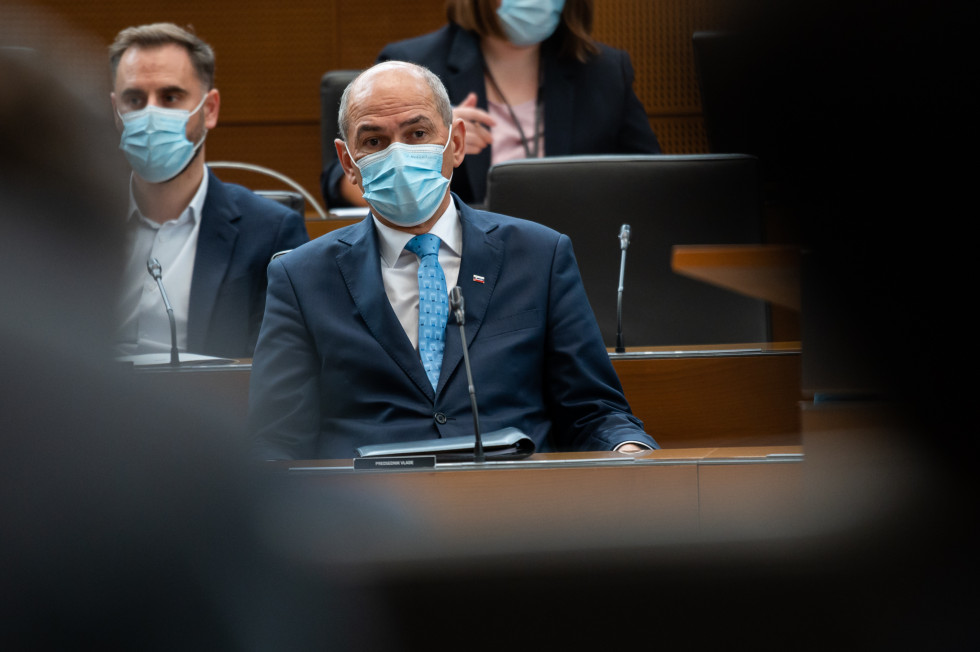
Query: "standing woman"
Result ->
[[322, 0, 660, 208]]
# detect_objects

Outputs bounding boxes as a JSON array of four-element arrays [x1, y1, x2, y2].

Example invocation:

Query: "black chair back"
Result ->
[[255, 190, 305, 216], [320, 70, 361, 170], [484, 154, 769, 347]]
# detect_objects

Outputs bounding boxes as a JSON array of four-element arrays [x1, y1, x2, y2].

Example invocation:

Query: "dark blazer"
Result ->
[[321, 22, 661, 207], [249, 196, 657, 460], [186, 169, 309, 358]]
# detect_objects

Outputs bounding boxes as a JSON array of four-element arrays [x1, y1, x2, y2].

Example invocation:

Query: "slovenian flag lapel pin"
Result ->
[[472, 274, 485, 284]]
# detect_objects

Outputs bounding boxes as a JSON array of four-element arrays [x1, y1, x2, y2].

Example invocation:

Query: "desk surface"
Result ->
[[279, 446, 803, 472], [130, 342, 801, 372], [612, 340, 799, 357]]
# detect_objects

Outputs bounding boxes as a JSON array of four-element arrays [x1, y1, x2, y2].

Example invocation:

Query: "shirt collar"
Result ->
[[374, 199, 461, 268], [126, 168, 210, 227]]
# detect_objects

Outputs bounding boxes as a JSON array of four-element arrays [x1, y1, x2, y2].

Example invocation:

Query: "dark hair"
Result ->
[[445, 0, 599, 63], [109, 23, 215, 89]]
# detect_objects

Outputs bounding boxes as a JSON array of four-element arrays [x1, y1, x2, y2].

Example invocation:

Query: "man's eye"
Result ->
[[412, 130, 427, 139]]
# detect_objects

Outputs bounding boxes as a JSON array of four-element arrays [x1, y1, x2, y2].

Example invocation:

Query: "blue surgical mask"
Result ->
[[347, 125, 453, 227], [117, 94, 208, 183], [497, 0, 566, 47]]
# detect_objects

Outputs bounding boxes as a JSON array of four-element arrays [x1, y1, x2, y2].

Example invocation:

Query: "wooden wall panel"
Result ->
[[650, 115, 710, 156], [29, 0, 737, 210], [30, 0, 339, 121], [334, 2, 445, 69], [592, 0, 735, 153]]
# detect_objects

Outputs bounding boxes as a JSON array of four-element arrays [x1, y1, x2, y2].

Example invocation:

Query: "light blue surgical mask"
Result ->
[[497, 0, 566, 47], [117, 94, 208, 183], [347, 125, 453, 227]]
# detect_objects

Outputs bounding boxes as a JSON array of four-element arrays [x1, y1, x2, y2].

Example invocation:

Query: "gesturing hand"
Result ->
[[453, 92, 496, 155]]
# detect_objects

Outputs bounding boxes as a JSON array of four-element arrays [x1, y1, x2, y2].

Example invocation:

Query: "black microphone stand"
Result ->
[[615, 224, 630, 353], [450, 287, 484, 463], [146, 258, 180, 366]]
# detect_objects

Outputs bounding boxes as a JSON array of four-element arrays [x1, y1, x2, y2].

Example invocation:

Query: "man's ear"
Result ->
[[110, 93, 123, 130], [203, 89, 220, 129], [450, 118, 466, 167], [335, 138, 360, 186]]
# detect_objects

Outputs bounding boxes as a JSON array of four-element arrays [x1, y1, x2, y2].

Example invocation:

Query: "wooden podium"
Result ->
[[266, 446, 805, 564]]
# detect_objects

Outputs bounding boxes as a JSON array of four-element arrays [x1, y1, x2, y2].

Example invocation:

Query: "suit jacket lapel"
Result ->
[[438, 201, 502, 395], [335, 217, 435, 400], [188, 169, 239, 353]]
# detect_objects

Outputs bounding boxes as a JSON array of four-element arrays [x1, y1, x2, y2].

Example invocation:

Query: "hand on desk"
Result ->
[[615, 443, 649, 454]]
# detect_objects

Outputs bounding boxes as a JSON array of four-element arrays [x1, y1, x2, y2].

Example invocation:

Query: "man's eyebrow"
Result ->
[[119, 86, 187, 97], [120, 85, 187, 97], [156, 85, 189, 96], [353, 114, 437, 141], [398, 115, 435, 130], [354, 123, 383, 140]]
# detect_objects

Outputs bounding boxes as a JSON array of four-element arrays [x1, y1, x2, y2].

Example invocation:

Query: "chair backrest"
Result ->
[[320, 70, 361, 170], [484, 154, 769, 347], [255, 190, 305, 216]]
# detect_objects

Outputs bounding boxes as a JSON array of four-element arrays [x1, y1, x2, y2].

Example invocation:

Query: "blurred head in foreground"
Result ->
[[0, 6, 380, 648]]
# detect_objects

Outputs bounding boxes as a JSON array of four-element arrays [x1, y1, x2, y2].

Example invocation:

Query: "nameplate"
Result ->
[[353, 455, 437, 471]]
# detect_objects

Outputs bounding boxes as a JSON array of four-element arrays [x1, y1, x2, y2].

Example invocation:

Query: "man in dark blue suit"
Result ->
[[110, 23, 308, 359], [250, 61, 657, 460]]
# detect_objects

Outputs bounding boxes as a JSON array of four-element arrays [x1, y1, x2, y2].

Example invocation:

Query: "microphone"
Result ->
[[615, 224, 630, 353], [449, 286, 484, 463], [146, 258, 180, 366]]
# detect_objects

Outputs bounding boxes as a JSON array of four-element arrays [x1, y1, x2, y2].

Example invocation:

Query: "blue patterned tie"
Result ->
[[405, 233, 448, 391]]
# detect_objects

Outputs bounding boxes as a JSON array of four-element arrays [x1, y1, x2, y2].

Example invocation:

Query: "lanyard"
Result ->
[[483, 63, 544, 159]]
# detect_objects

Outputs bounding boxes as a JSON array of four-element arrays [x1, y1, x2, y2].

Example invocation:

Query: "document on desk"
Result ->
[[355, 427, 534, 462], [115, 352, 235, 367]]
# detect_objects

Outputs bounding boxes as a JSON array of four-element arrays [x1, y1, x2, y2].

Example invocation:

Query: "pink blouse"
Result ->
[[488, 98, 545, 165]]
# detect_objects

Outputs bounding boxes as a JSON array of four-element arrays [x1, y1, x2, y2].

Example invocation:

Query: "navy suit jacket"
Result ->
[[186, 169, 308, 358], [249, 196, 657, 460], [322, 23, 661, 207]]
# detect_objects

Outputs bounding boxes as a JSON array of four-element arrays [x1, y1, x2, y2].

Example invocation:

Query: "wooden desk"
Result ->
[[255, 436, 931, 651], [265, 446, 804, 565], [611, 343, 802, 448], [131, 343, 802, 448]]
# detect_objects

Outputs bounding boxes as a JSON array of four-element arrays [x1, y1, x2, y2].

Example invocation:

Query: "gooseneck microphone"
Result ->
[[449, 286, 484, 463], [615, 224, 631, 353], [146, 257, 180, 366]]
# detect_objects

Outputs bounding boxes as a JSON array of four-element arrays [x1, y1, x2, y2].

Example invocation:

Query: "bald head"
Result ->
[[333, 60, 467, 233], [337, 61, 453, 144]]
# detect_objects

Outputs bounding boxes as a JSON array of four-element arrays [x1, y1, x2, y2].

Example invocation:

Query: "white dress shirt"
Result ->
[[115, 172, 208, 355], [373, 201, 461, 351]]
